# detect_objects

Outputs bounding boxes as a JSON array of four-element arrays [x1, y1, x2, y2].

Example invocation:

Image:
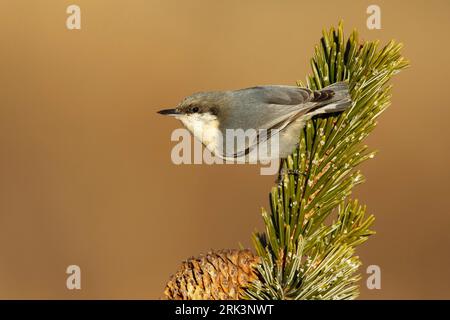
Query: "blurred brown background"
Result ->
[[0, 0, 449, 299]]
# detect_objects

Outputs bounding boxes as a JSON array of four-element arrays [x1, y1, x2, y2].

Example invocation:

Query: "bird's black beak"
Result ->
[[157, 108, 180, 116]]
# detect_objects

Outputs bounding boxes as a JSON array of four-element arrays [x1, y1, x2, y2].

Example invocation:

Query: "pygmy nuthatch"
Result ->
[[158, 81, 351, 162]]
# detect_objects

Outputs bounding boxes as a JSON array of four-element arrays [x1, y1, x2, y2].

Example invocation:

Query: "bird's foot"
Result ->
[[276, 168, 306, 185]]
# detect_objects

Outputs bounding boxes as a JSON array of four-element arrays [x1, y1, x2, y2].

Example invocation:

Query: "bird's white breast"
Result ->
[[177, 113, 221, 152]]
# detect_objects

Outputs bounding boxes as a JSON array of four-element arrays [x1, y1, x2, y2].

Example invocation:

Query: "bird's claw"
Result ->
[[276, 168, 306, 185]]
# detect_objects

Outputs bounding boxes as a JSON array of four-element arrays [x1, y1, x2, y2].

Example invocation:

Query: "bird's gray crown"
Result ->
[[176, 91, 229, 116]]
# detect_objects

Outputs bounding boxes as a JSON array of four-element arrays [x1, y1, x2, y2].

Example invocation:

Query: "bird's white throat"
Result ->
[[176, 113, 220, 151]]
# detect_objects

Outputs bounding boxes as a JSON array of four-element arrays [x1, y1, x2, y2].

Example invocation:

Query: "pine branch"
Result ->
[[243, 22, 408, 300]]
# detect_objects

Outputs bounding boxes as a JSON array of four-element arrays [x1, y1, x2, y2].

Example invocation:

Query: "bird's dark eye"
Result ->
[[191, 106, 199, 113]]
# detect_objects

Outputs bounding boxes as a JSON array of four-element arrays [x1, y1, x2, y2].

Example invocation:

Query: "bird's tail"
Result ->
[[307, 81, 352, 116]]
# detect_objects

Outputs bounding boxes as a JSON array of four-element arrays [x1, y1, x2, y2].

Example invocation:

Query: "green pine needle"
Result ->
[[243, 21, 408, 300]]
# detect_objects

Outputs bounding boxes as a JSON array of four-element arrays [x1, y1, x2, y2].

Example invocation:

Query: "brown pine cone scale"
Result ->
[[164, 249, 260, 300]]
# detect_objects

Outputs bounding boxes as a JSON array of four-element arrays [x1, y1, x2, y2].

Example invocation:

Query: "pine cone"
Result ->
[[164, 249, 260, 300]]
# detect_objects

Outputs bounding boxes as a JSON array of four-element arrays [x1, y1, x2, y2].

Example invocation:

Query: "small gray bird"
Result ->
[[158, 81, 351, 162]]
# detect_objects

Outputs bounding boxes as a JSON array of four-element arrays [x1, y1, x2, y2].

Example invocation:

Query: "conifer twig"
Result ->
[[244, 21, 409, 300]]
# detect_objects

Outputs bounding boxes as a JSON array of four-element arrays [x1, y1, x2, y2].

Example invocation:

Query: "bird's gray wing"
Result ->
[[237, 85, 314, 105], [221, 83, 348, 158], [223, 85, 316, 130], [220, 85, 319, 158]]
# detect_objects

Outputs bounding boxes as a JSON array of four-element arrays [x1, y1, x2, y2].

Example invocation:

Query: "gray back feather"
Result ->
[[221, 85, 314, 132]]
